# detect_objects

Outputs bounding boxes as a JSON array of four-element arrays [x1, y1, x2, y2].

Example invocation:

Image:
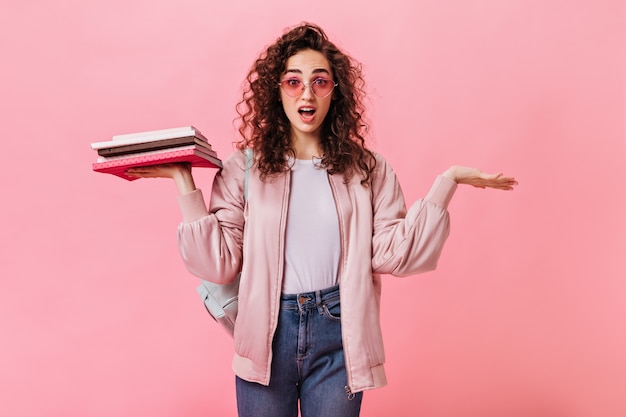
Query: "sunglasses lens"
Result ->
[[311, 79, 334, 97], [281, 79, 303, 97]]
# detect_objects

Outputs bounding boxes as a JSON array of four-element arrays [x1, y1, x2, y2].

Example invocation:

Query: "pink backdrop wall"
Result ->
[[1, 1, 625, 416]]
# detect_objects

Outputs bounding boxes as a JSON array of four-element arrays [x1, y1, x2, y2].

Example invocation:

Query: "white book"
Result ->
[[91, 126, 208, 149]]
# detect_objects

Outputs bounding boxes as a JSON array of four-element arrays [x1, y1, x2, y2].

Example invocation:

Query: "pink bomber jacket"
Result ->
[[176, 150, 457, 393]]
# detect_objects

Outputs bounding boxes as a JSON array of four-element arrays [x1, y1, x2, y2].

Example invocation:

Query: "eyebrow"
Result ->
[[284, 68, 331, 76]]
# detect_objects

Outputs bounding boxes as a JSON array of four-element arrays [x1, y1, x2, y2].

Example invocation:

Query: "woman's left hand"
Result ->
[[442, 166, 518, 190]]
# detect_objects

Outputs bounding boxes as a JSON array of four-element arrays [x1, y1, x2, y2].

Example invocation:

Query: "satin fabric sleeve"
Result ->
[[370, 155, 457, 276], [175, 151, 247, 284]]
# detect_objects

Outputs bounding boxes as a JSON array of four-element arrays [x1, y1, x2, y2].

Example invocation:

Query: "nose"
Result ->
[[300, 83, 314, 99]]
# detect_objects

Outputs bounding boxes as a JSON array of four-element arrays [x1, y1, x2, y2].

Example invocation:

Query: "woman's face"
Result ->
[[279, 49, 335, 143]]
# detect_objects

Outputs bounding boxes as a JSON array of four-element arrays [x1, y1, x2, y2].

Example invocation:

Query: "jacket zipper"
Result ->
[[327, 173, 353, 392], [265, 170, 291, 385]]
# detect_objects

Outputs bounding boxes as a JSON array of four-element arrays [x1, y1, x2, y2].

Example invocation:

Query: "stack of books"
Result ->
[[91, 126, 222, 181]]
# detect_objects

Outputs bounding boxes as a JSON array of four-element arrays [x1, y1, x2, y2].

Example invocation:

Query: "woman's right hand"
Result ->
[[126, 163, 197, 195]]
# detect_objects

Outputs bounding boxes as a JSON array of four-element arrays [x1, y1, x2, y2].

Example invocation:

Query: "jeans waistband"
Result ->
[[280, 284, 340, 311]]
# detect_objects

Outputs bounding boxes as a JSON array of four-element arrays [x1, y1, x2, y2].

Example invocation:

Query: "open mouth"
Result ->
[[298, 107, 316, 117]]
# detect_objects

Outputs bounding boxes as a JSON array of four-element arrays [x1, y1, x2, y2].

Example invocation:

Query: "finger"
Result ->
[[497, 176, 516, 182], [125, 167, 160, 177], [492, 183, 516, 190], [481, 180, 517, 190]]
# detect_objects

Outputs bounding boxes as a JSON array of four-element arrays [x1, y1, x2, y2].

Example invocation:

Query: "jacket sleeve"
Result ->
[[176, 151, 246, 284], [370, 155, 457, 276]]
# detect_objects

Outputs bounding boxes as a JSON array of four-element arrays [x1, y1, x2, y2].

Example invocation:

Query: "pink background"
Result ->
[[1, 1, 625, 416]]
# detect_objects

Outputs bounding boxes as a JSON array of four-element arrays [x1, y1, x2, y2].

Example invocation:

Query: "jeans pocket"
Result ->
[[322, 298, 341, 321]]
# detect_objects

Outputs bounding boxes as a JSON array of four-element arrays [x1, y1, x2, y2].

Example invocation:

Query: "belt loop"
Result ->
[[315, 290, 324, 314], [297, 295, 305, 314]]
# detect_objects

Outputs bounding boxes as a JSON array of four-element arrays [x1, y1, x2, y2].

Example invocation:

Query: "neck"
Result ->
[[291, 132, 322, 160]]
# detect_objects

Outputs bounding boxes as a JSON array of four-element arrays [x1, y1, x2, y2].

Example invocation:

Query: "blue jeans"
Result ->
[[236, 285, 363, 417]]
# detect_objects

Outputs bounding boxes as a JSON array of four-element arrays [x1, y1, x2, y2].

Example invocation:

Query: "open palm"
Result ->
[[444, 166, 517, 190]]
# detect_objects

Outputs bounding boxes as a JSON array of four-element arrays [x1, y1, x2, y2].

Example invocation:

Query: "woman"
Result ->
[[127, 22, 516, 417]]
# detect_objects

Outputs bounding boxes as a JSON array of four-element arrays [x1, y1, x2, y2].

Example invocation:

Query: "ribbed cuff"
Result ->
[[177, 189, 209, 222]]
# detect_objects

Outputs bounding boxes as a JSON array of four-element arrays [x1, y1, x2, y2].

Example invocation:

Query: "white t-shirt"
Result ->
[[282, 158, 340, 294]]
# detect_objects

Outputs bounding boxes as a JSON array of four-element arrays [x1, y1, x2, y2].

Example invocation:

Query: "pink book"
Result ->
[[93, 145, 222, 181]]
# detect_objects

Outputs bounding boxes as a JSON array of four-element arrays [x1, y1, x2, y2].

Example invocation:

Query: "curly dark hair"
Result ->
[[235, 22, 376, 184]]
